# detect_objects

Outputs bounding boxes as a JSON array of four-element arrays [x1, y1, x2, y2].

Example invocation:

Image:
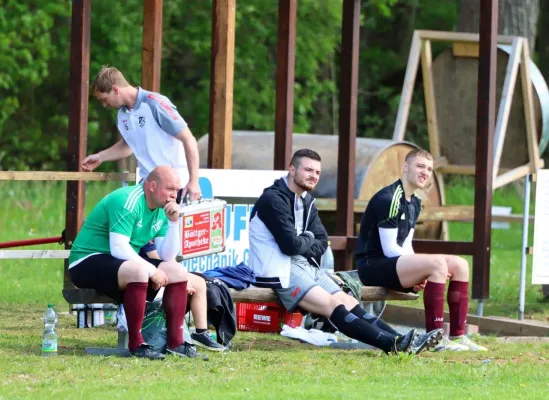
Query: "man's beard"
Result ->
[[294, 177, 315, 192]]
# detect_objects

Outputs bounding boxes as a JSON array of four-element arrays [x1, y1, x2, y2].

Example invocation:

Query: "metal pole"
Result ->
[[518, 174, 532, 320], [476, 300, 484, 317]]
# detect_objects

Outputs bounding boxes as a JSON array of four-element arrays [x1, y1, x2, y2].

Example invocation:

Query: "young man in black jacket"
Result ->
[[248, 149, 442, 354]]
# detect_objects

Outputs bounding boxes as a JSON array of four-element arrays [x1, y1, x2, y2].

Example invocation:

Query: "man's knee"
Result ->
[[333, 291, 358, 309], [189, 273, 206, 292], [450, 256, 469, 278], [160, 261, 188, 282], [119, 261, 149, 282], [429, 256, 448, 278]]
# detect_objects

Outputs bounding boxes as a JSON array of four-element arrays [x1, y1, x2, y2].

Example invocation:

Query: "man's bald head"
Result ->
[[147, 165, 178, 185]]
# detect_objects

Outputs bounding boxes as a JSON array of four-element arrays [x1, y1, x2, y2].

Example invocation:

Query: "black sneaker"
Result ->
[[166, 342, 209, 361], [411, 328, 444, 355], [129, 343, 165, 360], [392, 329, 416, 354], [191, 331, 226, 352]]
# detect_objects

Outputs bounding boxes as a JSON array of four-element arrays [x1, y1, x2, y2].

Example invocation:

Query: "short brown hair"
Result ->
[[290, 149, 321, 168], [91, 66, 130, 93], [405, 148, 433, 163]]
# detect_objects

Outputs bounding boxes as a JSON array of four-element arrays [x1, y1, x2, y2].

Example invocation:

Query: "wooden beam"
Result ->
[[66, 0, 91, 291], [520, 38, 542, 172], [472, 0, 498, 300], [421, 40, 441, 159], [335, 0, 360, 271], [417, 29, 514, 45], [392, 31, 421, 141], [493, 37, 522, 183], [452, 42, 480, 58], [433, 156, 448, 170], [141, 0, 163, 92], [316, 200, 531, 223], [329, 235, 475, 256], [437, 164, 516, 176], [421, 39, 448, 239], [0, 171, 137, 182], [0, 250, 70, 259], [274, 0, 296, 170], [413, 239, 475, 255], [230, 286, 418, 302], [493, 163, 531, 189], [208, 0, 236, 169]]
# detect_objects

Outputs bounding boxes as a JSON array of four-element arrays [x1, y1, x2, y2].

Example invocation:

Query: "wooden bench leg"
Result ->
[[85, 331, 130, 357]]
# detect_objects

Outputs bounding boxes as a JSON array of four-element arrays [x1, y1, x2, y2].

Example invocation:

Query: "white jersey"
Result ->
[[117, 87, 188, 181]]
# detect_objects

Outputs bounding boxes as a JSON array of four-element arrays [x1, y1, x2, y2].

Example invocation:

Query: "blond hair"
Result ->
[[405, 148, 433, 163], [91, 66, 130, 93]]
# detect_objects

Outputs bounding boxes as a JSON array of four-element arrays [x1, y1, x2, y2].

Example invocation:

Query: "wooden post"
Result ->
[[335, 0, 360, 271], [274, 0, 296, 170], [392, 31, 421, 141], [492, 37, 522, 183], [65, 0, 91, 289], [142, 0, 163, 92], [421, 40, 440, 158], [421, 39, 448, 240], [472, 0, 498, 300], [208, 0, 236, 169]]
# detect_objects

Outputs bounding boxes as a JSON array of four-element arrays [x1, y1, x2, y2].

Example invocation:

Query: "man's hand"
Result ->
[[164, 201, 180, 223], [150, 269, 168, 290], [81, 154, 102, 171], [182, 179, 201, 201], [413, 280, 427, 292]]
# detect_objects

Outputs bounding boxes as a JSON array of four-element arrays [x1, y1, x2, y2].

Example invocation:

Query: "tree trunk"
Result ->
[[457, 0, 539, 51]]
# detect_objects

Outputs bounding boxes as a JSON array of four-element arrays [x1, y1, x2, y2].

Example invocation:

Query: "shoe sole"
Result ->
[[192, 340, 226, 352], [413, 329, 444, 355], [129, 353, 165, 360], [166, 348, 210, 361]]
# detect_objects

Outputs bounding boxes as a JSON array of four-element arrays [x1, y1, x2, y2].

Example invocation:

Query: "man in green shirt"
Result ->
[[69, 166, 194, 360]]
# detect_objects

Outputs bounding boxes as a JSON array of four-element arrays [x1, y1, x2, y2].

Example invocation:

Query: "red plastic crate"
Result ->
[[236, 302, 303, 333]]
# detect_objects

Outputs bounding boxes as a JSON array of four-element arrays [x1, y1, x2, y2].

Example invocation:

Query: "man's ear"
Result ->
[[112, 85, 120, 95], [289, 165, 296, 176]]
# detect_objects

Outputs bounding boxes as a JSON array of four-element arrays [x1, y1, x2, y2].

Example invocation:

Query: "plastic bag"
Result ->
[[141, 306, 168, 353], [116, 301, 192, 353]]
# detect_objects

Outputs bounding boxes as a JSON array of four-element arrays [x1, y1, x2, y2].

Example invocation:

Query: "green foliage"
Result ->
[[0, 1, 70, 169], [358, 0, 457, 143], [5, 0, 525, 170]]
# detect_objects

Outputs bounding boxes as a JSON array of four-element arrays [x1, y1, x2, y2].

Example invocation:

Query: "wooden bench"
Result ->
[[2, 249, 418, 356], [62, 285, 417, 357]]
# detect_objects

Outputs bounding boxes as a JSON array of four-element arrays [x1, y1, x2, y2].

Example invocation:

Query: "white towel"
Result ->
[[280, 324, 338, 346]]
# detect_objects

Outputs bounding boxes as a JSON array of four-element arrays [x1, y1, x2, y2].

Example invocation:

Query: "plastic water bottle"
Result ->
[[42, 304, 58, 357], [320, 242, 334, 273], [91, 303, 104, 326]]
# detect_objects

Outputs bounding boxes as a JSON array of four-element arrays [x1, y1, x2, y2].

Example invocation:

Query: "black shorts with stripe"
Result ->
[[69, 254, 162, 304]]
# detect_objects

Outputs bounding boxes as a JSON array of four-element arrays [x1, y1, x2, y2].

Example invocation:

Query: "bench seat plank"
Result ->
[[63, 286, 418, 305]]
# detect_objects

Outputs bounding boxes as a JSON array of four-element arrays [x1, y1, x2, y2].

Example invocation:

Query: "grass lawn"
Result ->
[[0, 178, 548, 398], [1, 306, 548, 399]]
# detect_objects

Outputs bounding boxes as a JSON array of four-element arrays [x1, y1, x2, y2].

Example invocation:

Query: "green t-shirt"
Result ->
[[69, 185, 169, 265]]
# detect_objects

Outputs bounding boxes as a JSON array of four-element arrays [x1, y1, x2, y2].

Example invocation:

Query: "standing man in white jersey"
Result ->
[[81, 65, 201, 201], [80, 66, 224, 352]]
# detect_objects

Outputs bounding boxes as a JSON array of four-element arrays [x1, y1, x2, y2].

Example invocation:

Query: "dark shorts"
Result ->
[[274, 257, 342, 313], [69, 254, 163, 304], [357, 256, 410, 293]]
